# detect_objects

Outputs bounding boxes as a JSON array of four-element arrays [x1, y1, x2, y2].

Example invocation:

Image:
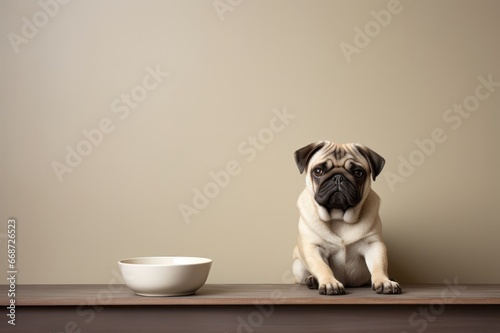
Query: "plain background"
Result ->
[[1, 0, 499, 285]]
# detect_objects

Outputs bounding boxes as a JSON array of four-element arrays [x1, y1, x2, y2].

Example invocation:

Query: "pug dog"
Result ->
[[292, 141, 401, 295]]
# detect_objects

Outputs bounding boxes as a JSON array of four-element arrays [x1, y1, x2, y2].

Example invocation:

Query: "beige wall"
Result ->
[[1, 0, 499, 285]]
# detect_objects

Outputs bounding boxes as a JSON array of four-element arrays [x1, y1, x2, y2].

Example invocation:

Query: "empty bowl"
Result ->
[[118, 256, 212, 296]]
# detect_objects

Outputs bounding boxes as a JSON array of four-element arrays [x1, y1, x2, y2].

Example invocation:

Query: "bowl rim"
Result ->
[[118, 256, 212, 267]]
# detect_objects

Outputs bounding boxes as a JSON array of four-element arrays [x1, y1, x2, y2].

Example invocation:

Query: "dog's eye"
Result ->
[[313, 167, 324, 177], [353, 169, 364, 178]]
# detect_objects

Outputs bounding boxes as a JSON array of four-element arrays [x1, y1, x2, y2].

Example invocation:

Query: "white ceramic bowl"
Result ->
[[118, 256, 212, 296]]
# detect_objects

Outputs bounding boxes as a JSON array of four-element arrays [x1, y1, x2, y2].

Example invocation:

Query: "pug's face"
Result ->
[[294, 141, 385, 220]]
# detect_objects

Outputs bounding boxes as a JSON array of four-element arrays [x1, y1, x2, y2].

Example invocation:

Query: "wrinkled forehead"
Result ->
[[309, 143, 366, 170]]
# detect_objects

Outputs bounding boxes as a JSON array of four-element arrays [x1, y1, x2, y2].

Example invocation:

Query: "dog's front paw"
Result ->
[[318, 279, 345, 295], [372, 278, 401, 294], [305, 275, 319, 289]]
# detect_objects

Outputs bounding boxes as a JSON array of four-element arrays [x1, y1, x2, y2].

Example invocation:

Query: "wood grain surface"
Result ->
[[1, 284, 499, 306], [1, 284, 499, 332]]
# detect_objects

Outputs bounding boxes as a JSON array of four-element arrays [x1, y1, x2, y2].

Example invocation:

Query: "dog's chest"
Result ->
[[320, 223, 366, 263], [324, 224, 370, 285], [328, 221, 368, 247]]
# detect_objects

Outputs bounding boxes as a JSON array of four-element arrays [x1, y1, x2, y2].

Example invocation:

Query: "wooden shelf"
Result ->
[[3, 283, 500, 306], [2, 284, 499, 332]]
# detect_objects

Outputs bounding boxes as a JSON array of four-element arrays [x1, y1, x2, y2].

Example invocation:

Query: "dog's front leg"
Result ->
[[364, 241, 401, 294], [302, 244, 345, 295]]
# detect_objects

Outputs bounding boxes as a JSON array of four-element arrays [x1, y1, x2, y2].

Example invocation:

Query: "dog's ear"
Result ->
[[354, 144, 385, 181], [294, 141, 326, 174]]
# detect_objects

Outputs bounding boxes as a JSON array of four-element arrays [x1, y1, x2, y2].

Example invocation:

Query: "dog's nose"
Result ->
[[332, 174, 345, 185]]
